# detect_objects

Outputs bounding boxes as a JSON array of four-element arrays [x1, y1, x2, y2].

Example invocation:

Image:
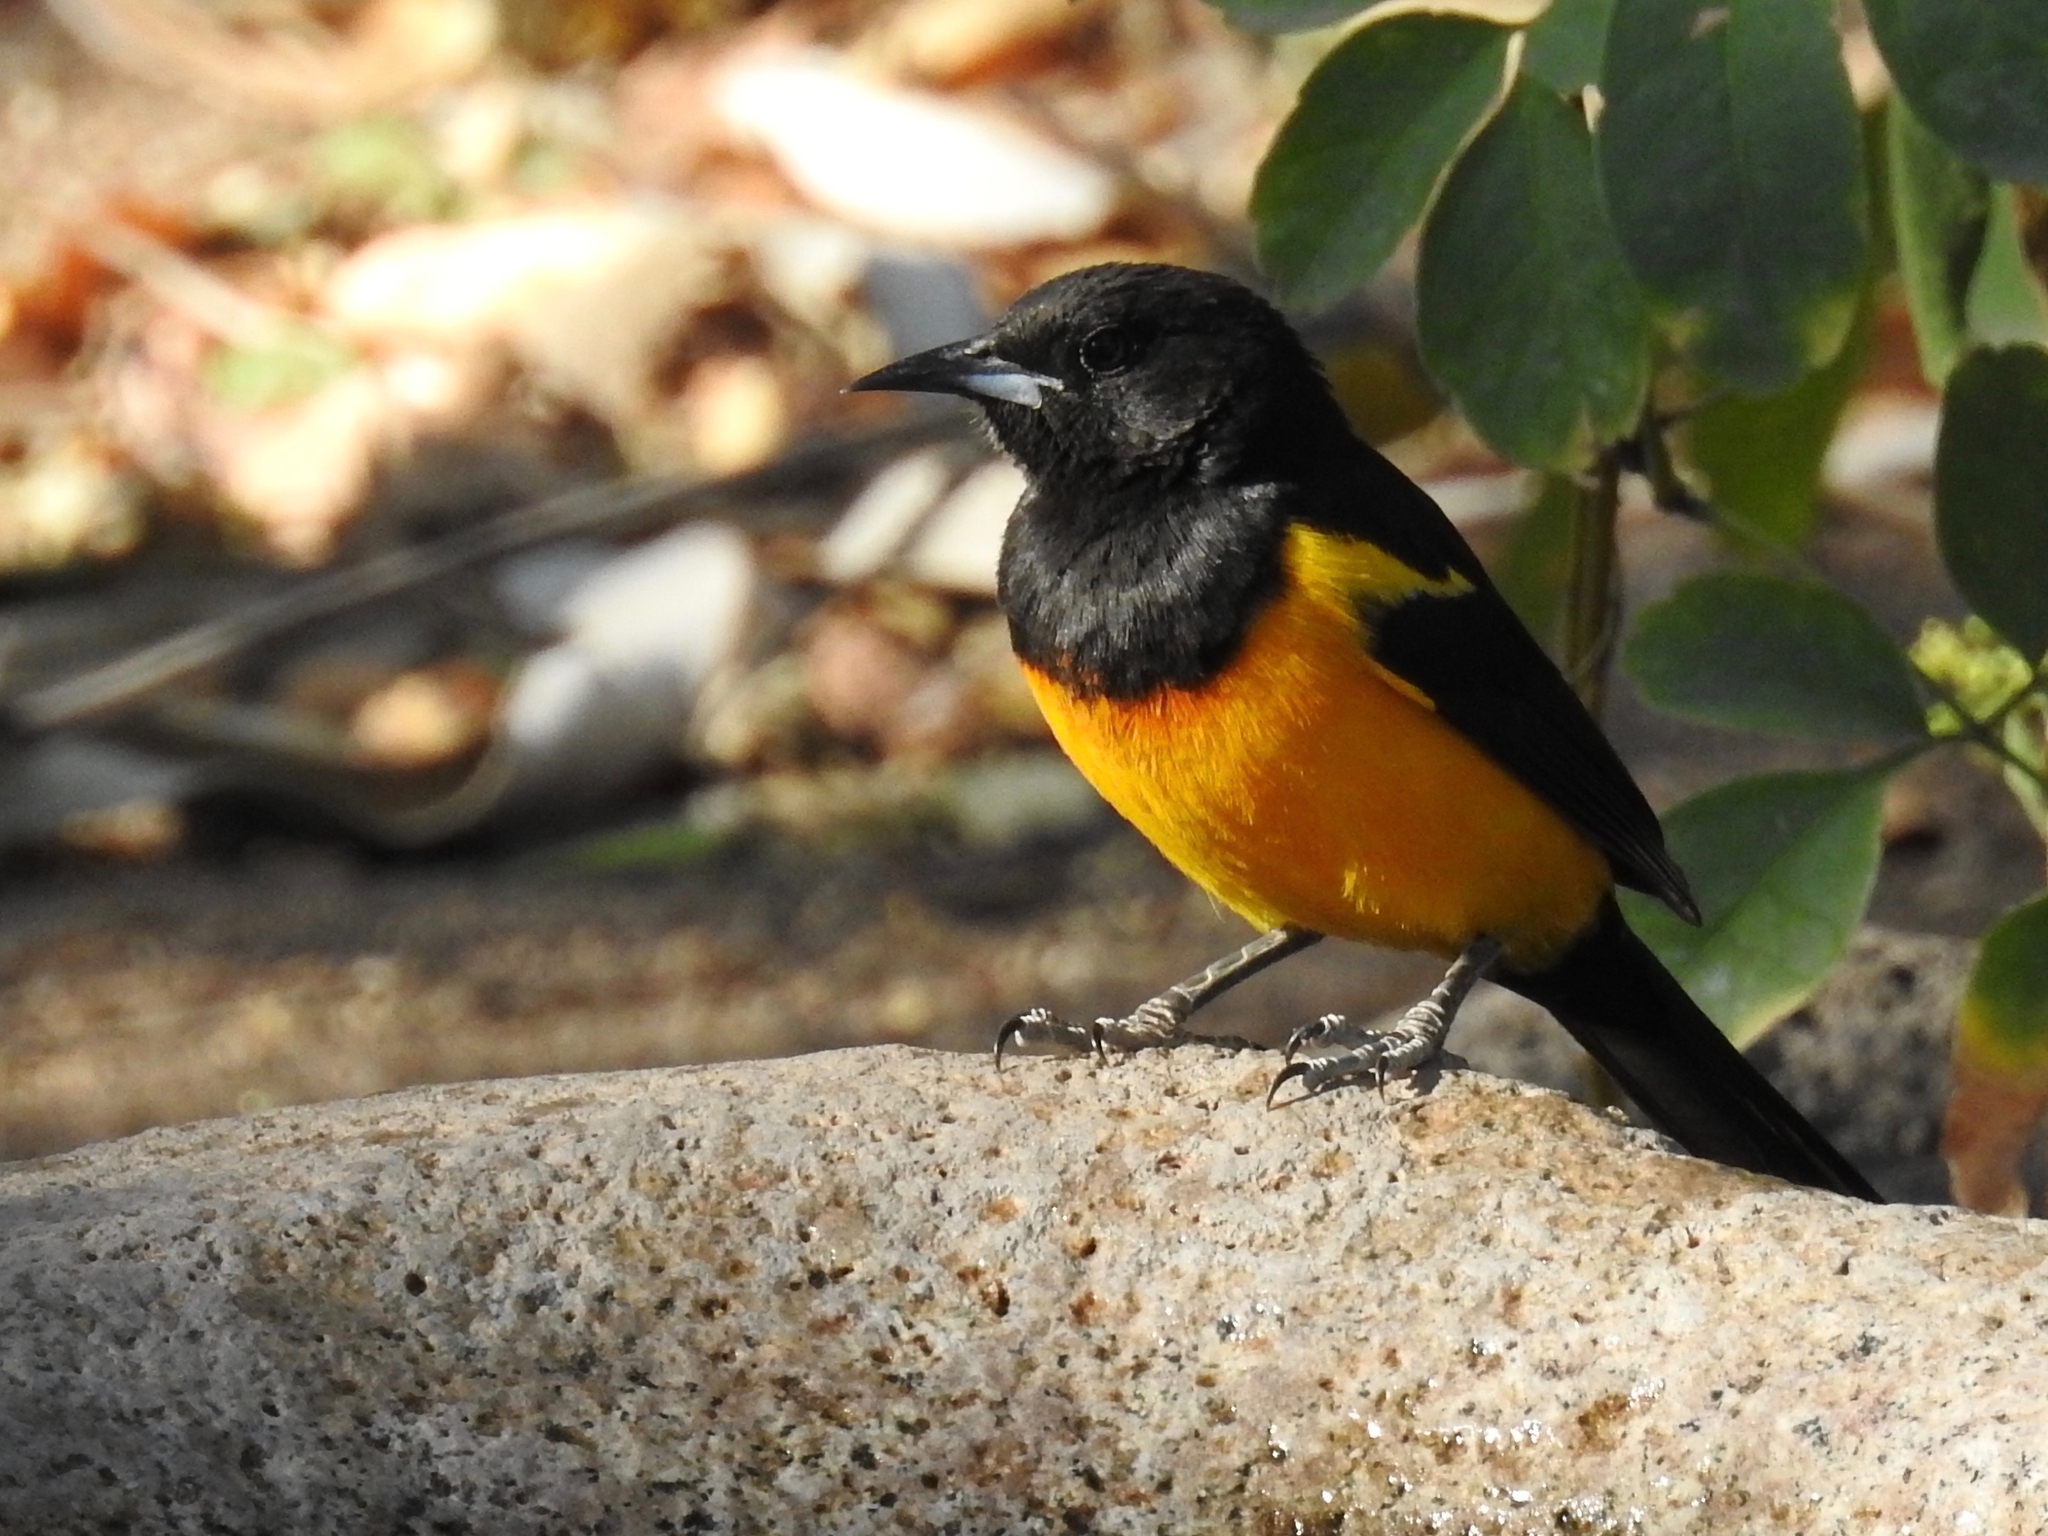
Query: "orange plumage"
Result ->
[[1023, 524, 1611, 968]]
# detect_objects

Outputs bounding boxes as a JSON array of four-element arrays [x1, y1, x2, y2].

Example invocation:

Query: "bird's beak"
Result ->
[[848, 336, 1062, 410]]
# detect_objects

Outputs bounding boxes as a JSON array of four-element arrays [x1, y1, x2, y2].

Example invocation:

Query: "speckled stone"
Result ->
[[1, 1047, 2044, 1535]]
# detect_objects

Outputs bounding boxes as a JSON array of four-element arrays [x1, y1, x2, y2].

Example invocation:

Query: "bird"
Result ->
[[849, 262, 1878, 1202]]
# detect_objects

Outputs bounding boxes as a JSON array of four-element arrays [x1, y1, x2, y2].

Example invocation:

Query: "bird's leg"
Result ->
[[997, 925, 1323, 1067], [1268, 935, 1503, 1106]]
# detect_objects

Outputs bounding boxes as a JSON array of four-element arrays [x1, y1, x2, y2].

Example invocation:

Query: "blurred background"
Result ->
[[0, 0, 2028, 1186]]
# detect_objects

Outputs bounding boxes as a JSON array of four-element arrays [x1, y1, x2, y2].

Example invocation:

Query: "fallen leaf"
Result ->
[[198, 370, 391, 566], [673, 352, 788, 476], [711, 48, 1119, 249], [861, 0, 1108, 84], [0, 435, 147, 576], [1942, 1059, 2046, 1216]]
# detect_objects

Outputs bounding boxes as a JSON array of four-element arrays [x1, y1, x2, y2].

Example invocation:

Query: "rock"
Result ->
[[902, 457, 1023, 595], [943, 752, 1104, 845], [347, 661, 500, 770], [488, 521, 760, 800], [0, 736, 203, 849], [490, 538, 622, 636], [817, 447, 957, 585], [2, 1048, 2044, 1533], [308, 521, 766, 842], [1761, 927, 1966, 1186], [1826, 393, 1940, 522]]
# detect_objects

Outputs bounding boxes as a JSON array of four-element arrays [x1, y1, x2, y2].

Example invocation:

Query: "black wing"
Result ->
[[1293, 444, 1699, 921]]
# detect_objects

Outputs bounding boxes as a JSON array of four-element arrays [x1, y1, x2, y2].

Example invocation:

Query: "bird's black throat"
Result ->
[[997, 478, 1286, 701]]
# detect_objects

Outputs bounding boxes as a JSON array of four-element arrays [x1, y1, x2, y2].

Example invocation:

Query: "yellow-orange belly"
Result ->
[[1022, 527, 1612, 967]]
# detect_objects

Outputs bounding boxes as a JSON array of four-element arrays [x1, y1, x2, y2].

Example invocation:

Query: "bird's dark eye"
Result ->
[[1076, 324, 1138, 378]]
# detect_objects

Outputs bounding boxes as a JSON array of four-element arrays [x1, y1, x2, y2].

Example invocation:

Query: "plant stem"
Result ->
[[1562, 446, 1624, 715], [1915, 668, 2048, 799], [1564, 443, 1625, 1111]]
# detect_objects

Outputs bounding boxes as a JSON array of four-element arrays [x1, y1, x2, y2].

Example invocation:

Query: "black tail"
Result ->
[[1497, 899, 1880, 1201]]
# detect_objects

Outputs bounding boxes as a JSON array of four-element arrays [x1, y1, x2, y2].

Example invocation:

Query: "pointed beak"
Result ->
[[848, 336, 1062, 410]]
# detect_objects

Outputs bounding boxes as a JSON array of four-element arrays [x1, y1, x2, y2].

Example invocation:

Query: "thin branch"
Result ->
[[1916, 666, 2048, 798], [81, 222, 295, 348], [1561, 443, 1623, 716], [3, 415, 959, 735]]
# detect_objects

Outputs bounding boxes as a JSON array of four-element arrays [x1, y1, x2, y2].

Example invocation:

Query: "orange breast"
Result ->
[[1022, 527, 1612, 966]]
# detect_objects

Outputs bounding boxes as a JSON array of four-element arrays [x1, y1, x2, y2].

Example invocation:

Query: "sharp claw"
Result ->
[[994, 1013, 1030, 1070], [995, 1006, 1059, 1069], [1282, 1013, 1340, 1062], [1266, 1059, 1310, 1109], [991, 1000, 1196, 1071]]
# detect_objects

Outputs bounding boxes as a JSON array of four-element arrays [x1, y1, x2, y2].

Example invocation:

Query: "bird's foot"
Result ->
[[1266, 997, 1453, 1106], [995, 994, 1187, 1067], [1267, 936, 1500, 1106], [995, 927, 1322, 1071]]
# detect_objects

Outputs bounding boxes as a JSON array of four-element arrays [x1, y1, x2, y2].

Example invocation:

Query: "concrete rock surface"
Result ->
[[2, 1046, 2044, 1535]]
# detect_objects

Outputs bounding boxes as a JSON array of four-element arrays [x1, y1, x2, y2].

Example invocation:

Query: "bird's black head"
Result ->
[[850, 264, 1342, 495]]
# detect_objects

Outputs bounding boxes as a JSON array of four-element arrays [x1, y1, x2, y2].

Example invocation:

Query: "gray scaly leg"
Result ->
[[1268, 936, 1502, 1105], [997, 925, 1323, 1066]]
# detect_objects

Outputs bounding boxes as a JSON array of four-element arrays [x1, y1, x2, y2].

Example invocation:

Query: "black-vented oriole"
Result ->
[[852, 262, 1876, 1202]]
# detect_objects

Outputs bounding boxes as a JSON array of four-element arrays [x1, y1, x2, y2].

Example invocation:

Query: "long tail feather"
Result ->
[[1497, 899, 1880, 1201]]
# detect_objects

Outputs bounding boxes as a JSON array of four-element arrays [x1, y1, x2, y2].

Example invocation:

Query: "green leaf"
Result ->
[[312, 115, 457, 226], [1958, 893, 2048, 1088], [559, 817, 730, 870], [1684, 295, 1872, 547], [1415, 79, 1650, 468], [1597, 0, 1868, 392], [1865, 0, 2048, 186], [201, 327, 360, 410], [1215, 0, 1551, 33], [1886, 96, 1991, 388], [1253, 15, 1513, 309], [1206, 0, 1374, 33], [1964, 187, 2048, 350], [1934, 344, 2048, 660], [1624, 572, 1928, 741], [1621, 768, 1887, 1046], [1521, 0, 1616, 93]]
